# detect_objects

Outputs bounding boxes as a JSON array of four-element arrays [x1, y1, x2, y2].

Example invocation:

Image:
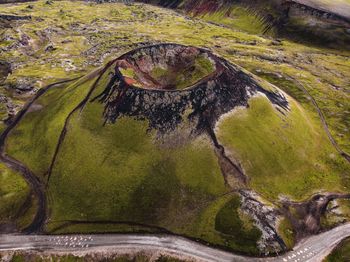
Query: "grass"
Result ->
[[47, 107, 226, 222], [34, 75, 262, 252], [278, 218, 295, 250], [214, 195, 261, 250], [0, 163, 30, 224], [5, 75, 99, 177], [201, 6, 266, 35], [46, 222, 161, 234], [32, 72, 261, 254], [216, 95, 349, 201], [180, 193, 261, 254]]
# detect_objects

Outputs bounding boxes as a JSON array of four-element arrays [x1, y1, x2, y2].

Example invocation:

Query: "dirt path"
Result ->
[[46, 63, 114, 185], [0, 78, 79, 233], [288, 75, 350, 164]]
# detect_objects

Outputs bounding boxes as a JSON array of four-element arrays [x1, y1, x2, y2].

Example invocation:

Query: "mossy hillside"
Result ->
[[5, 70, 111, 178], [177, 193, 261, 254], [40, 78, 263, 254], [200, 6, 266, 35], [214, 195, 261, 251], [216, 95, 348, 201], [0, 163, 30, 224], [47, 99, 227, 223], [2, 61, 265, 254], [228, 45, 350, 155], [0, 0, 349, 253]]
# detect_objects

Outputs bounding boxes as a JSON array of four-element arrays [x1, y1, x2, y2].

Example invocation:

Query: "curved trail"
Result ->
[[1, 223, 350, 262], [46, 62, 114, 185], [0, 78, 79, 233], [288, 76, 350, 163]]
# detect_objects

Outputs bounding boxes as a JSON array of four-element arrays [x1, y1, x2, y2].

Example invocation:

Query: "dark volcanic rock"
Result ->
[[11, 78, 35, 92], [281, 193, 350, 240], [0, 60, 11, 84], [240, 190, 287, 254], [92, 44, 289, 134]]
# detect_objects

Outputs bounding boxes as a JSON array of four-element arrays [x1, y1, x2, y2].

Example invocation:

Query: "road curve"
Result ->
[[0, 78, 79, 233], [1, 223, 350, 262]]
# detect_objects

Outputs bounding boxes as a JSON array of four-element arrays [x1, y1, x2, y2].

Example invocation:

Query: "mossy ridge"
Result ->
[[201, 6, 266, 35], [0, 163, 30, 226], [180, 194, 261, 254], [230, 52, 350, 155], [47, 98, 228, 229], [216, 95, 348, 201], [4, 69, 110, 178], [215, 195, 262, 249]]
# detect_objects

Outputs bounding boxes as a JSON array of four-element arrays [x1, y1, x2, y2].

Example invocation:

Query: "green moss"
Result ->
[[5, 72, 107, 178], [42, 79, 234, 250], [278, 218, 295, 249], [46, 222, 160, 234], [180, 194, 261, 254], [0, 163, 30, 224], [48, 104, 226, 224], [201, 7, 266, 35], [216, 96, 348, 201], [15, 193, 38, 230], [1, 0, 350, 255], [215, 195, 261, 249], [150, 66, 168, 80]]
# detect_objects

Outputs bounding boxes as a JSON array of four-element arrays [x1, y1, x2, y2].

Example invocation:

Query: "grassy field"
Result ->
[[5, 75, 99, 178], [201, 7, 267, 35], [216, 95, 348, 201], [0, 163, 30, 226]]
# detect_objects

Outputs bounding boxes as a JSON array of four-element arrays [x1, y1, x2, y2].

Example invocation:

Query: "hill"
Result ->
[[0, 0, 349, 257]]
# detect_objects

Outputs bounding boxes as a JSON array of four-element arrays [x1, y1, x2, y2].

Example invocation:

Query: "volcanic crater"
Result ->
[[92, 43, 289, 133]]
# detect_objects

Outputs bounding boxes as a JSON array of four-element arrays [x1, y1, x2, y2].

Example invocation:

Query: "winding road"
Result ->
[[0, 78, 79, 233], [1, 223, 350, 262]]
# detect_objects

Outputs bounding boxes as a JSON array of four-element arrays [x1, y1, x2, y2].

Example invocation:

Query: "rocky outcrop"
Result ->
[[0, 14, 31, 21], [280, 193, 350, 239], [239, 190, 287, 254], [0, 60, 11, 84]]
